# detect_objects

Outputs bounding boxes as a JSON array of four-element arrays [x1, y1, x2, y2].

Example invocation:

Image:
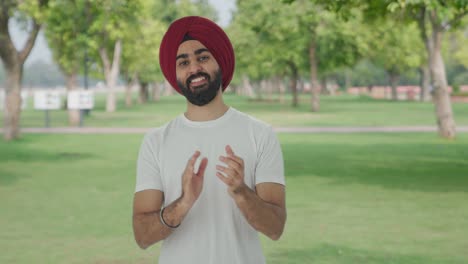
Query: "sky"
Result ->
[[10, 0, 235, 66]]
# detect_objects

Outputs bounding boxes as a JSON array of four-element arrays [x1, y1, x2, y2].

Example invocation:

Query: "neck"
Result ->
[[184, 89, 229, 122]]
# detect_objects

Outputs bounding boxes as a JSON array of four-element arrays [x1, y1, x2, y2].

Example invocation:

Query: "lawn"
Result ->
[[10, 93, 468, 128], [1, 133, 467, 263]]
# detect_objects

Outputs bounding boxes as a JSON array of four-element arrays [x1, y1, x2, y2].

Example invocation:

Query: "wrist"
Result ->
[[179, 193, 196, 210], [231, 183, 250, 202], [160, 207, 180, 229]]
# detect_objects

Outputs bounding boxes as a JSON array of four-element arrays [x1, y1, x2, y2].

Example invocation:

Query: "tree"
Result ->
[[119, 0, 165, 106], [45, 0, 90, 126], [86, 0, 142, 113], [0, 0, 49, 140], [298, 4, 366, 110], [310, 0, 468, 138], [231, 0, 365, 109], [367, 20, 423, 100], [407, 1, 467, 138], [230, 0, 312, 106]]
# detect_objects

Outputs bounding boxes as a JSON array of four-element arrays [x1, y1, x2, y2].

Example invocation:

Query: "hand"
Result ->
[[181, 151, 208, 206], [216, 145, 247, 197]]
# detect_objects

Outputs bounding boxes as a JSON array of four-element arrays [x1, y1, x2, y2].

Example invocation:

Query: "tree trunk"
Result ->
[[430, 29, 456, 138], [125, 73, 137, 108], [419, 65, 431, 101], [139, 82, 149, 104], [279, 77, 286, 103], [125, 83, 133, 108], [99, 39, 122, 113], [260, 79, 268, 101], [65, 72, 80, 126], [164, 80, 174, 96], [389, 71, 399, 101], [152, 82, 161, 102], [320, 77, 327, 95], [0, 10, 41, 140], [273, 76, 281, 101], [3, 65, 22, 140], [309, 40, 320, 112], [288, 61, 298, 107], [328, 78, 336, 96], [241, 75, 255, 98], [266, 79, 273, 101], [418, 9, 456, 138], [345, 69, 352, 91]]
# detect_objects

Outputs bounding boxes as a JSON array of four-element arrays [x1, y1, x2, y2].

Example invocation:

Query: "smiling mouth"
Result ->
[[188, 74, 209, 89]]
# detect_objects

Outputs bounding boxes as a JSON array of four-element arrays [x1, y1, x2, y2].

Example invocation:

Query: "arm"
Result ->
[[133, 151, 208, 249], [132, 190, 191, 249], [234, 183, 286, 240], [216, 146, 286, 240]]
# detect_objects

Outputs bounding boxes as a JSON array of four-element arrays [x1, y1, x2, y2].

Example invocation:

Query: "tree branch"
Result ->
[[99, 47, 111, 79], [108, 39, 123, 84], [442, 8, 468, 31], [417, 7, 428, 44], [18, 20, 41, 64], [0, 3, 17, 67]]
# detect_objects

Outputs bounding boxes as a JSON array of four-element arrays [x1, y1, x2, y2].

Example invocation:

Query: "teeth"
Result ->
[[191, 76, 205, 83]]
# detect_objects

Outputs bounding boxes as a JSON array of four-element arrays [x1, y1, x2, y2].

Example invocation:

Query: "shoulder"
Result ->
[[230, 107, 273, 134], [140, 118, 178, 147]]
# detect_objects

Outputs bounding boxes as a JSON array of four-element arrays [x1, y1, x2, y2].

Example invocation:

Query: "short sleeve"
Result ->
[[255, 127, 285, 186], [135, 132, 164, 193]]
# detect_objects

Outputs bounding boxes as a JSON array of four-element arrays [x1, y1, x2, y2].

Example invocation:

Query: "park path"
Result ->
[[2, 126, 468, 134]]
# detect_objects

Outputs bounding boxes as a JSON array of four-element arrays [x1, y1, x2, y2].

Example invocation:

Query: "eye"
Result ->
[[198, 55, 209, 62], [178, 60, 189, 67]]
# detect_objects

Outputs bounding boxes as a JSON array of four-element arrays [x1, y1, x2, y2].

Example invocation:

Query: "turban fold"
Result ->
[[159, 16, 235, 94]]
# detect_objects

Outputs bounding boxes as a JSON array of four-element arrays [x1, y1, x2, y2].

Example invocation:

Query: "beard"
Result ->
[[177, 69, 222, 106]]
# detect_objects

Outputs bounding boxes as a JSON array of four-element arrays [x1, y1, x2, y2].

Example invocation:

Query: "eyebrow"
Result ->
[[176, 48, 210, 61]]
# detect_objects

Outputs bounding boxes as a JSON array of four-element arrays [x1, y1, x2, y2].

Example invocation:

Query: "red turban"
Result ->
[[159, 16, 235, 94]]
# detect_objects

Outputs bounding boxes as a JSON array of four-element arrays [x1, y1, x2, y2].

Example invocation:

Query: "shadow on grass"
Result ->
[[268, 244, 464, 264], [0, 168, 23, 185], [0, 138, 95, 186], [283, 140, 468, 193], [0, 145, 94, 163]]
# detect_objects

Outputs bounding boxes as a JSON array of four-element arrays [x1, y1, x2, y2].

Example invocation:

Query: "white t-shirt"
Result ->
[[135, 107, 285, 264]]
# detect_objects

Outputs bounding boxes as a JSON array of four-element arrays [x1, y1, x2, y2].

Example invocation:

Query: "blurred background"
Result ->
[[1, 1, 468, 263]]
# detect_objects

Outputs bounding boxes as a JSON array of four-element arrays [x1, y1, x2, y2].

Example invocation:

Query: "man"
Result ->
[[133, 16, 286, 264]]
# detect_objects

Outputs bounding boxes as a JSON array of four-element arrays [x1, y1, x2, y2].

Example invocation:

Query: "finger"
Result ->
[[224, 146, 244, 167], [225, 145, 234, 156], [216, 172, 233, 186], [216, 165, 236, 176], [197, 157, 208, 177], [187, 151, 201, 172], [219, 156, 242, 173], [227, 154, 244, 167]]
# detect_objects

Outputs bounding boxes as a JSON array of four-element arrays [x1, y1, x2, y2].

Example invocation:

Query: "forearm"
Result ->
[[233, 186, 286, 240], [133, 197, 192, 249]]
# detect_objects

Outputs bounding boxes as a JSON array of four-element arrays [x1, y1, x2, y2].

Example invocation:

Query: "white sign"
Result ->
[[0, 90, 28, 110], [68, 90, 94, 109], [34, 91, 62, 110], [21, 91, 28, 109]]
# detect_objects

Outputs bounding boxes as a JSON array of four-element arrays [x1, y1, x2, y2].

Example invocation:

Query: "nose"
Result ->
[[188, 61, 203, 75]]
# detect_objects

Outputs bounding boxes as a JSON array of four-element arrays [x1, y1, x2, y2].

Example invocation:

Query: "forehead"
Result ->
[[176, 40, 210, 56]]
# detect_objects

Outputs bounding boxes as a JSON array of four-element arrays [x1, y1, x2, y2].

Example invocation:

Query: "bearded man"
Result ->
[[132, 16, 286, 264]]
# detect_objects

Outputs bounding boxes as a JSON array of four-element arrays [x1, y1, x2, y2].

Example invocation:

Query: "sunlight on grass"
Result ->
[[1, 133, 468, 263], [9, 93, 468, 128]]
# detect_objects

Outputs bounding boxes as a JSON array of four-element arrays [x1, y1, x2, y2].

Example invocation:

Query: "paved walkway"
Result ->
[[2, 126, 468, 134]]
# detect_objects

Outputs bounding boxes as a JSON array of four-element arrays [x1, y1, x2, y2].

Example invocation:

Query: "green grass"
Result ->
[[1, 133, 468, 263], [10, 93, 468, 128]]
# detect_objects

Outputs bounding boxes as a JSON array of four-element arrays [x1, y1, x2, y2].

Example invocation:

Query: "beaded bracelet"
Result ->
[[159, 207, 181, 229]]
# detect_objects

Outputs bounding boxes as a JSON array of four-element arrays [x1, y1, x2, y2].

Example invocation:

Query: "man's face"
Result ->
[[176, 40, 222, 106]]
